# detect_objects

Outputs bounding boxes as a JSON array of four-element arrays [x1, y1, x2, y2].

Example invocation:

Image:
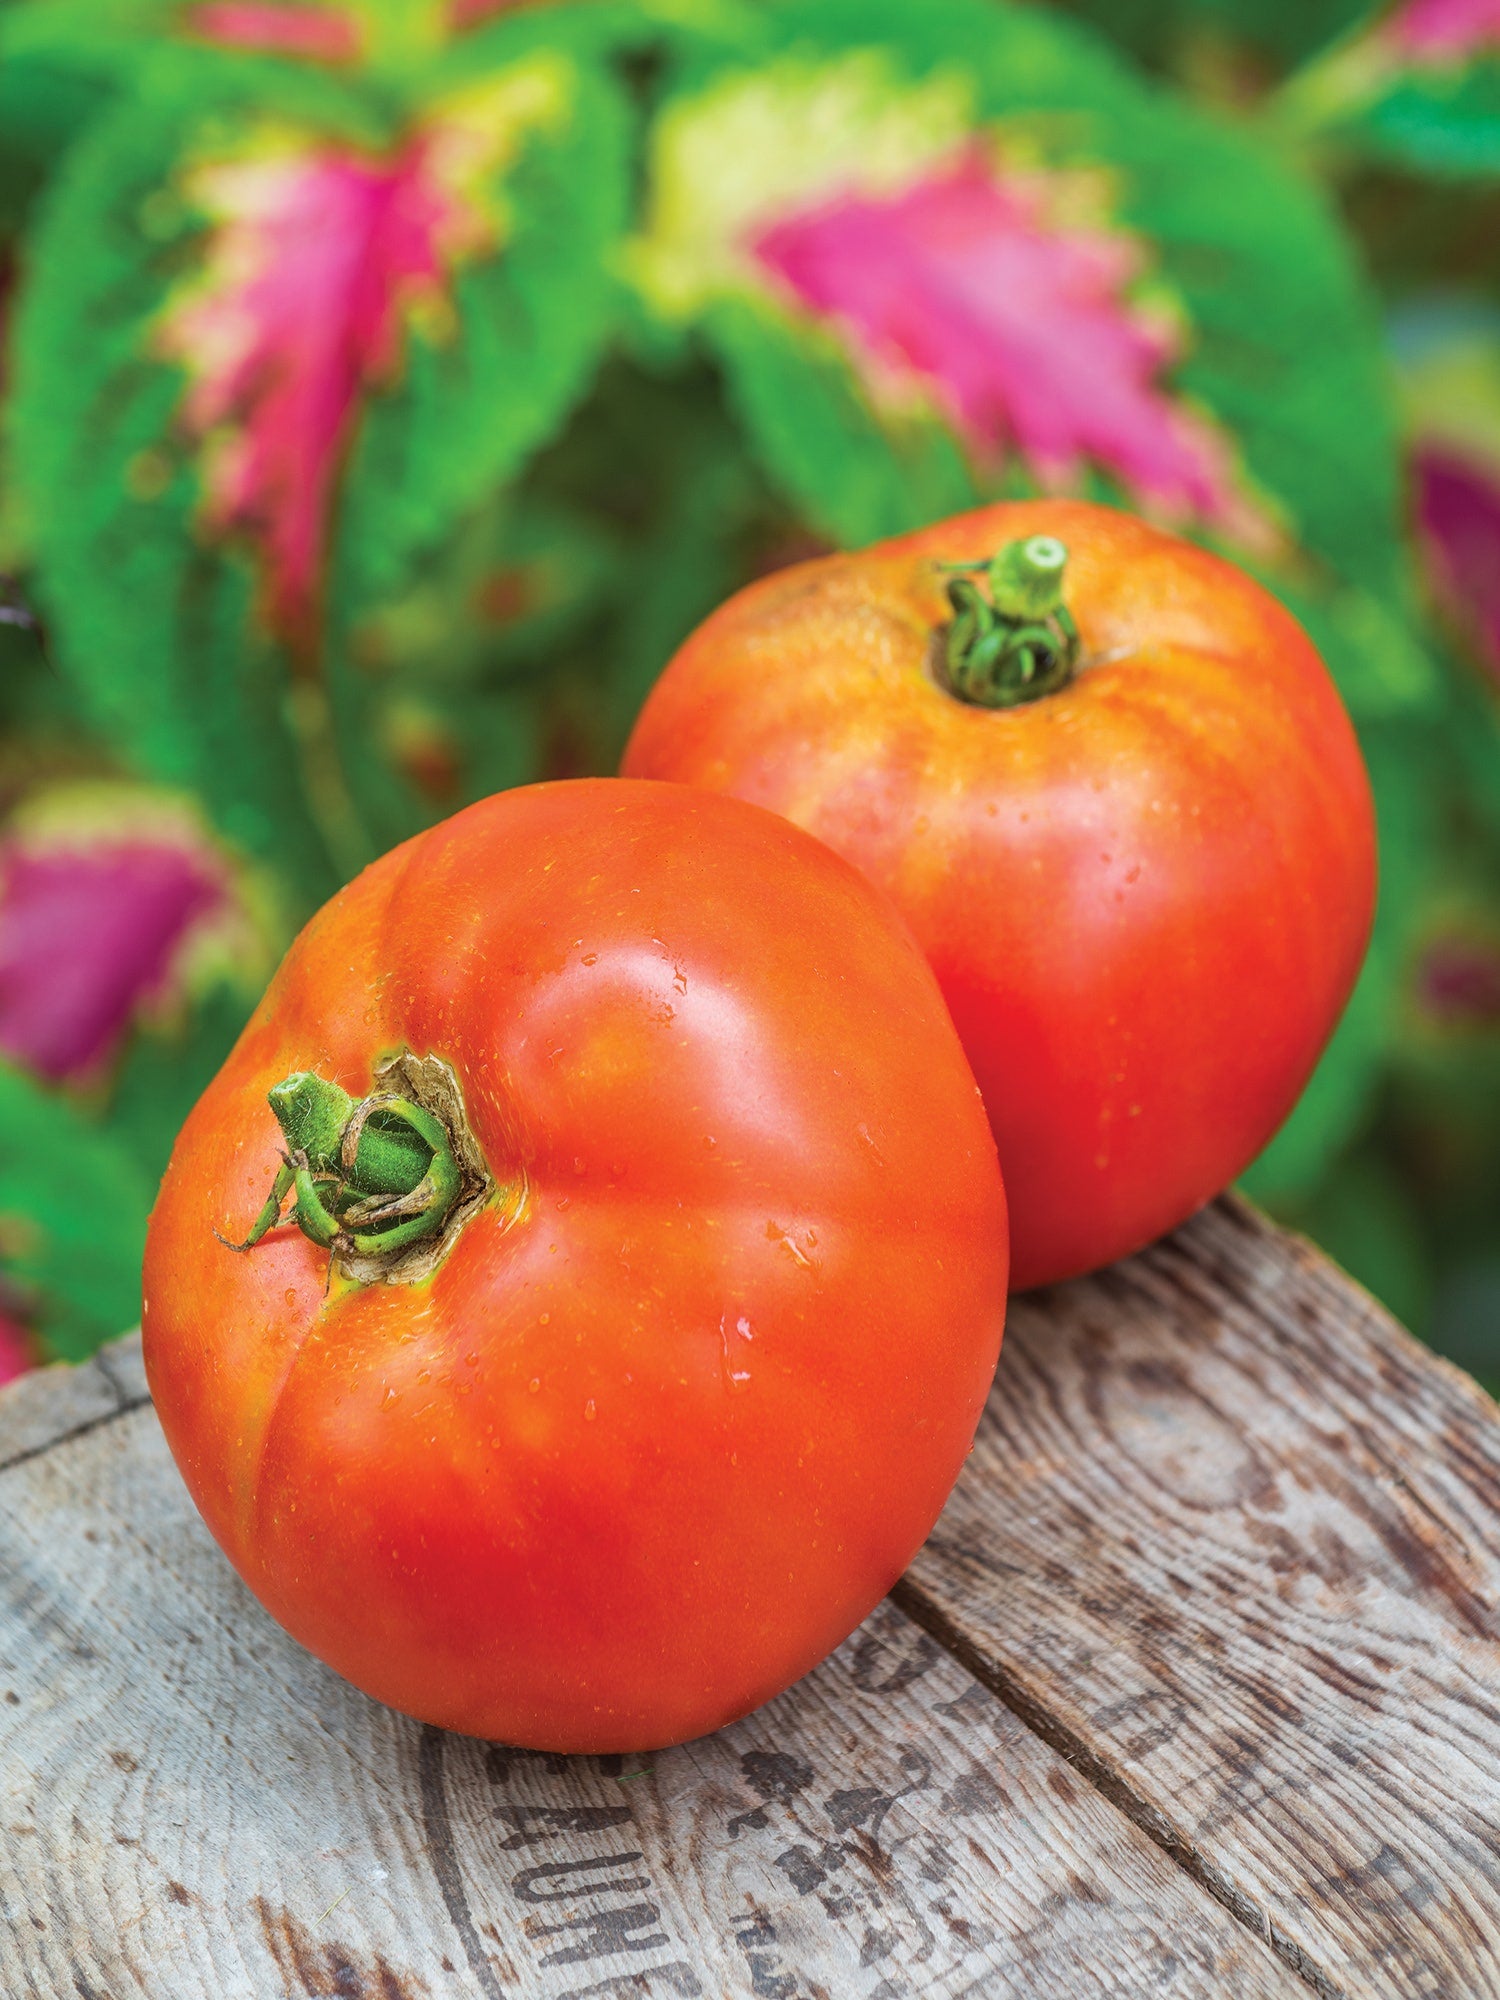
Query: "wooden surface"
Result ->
[[1, 1197, 1497, 1998]]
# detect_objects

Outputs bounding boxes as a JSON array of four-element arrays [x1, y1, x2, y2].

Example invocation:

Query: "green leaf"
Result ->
[[1272, 14, 1500, 181], [1239, 922, 1394, 1205], [1276, 577, 1444, 722], [0, 1063, 151, 1361], [1294, 1149, 1434, 1335], [707, 298, 978, 545], [1044, 0, 1374, 72], [1364, 65, 1500, 176]]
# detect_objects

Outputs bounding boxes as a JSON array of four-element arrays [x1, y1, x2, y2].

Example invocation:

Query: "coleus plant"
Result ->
[[0, 0, 1496, 1357], [630, 0, 1400, 588], [0, 779, 268, 1356], [10, 0, 632, 901]]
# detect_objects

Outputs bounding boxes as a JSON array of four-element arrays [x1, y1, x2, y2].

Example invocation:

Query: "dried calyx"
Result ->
[[939, 535, 1080, 708], [221, 1049, 492, 1284]]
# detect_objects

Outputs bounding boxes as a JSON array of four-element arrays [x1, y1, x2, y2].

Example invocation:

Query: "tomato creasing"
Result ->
[[143, 779, 1008, 1751]]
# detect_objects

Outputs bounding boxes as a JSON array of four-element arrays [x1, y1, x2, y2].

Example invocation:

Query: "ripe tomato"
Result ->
[[143, 780, 1006, 1751], [624, 502, 1376, 1289]]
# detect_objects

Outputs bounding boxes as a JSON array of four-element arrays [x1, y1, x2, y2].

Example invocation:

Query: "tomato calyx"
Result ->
[[938, 535, 1080, 709], [219, 1049, 494, 1285]]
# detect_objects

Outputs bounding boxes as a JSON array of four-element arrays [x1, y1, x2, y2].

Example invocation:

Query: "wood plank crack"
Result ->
[[890, 1576, 1347, 2000], [0, 1394, 150, 1481], [901, 1195, 1500, 1999]]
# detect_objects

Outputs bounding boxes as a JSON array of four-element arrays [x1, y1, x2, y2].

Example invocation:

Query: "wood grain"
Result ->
[[901, 1195, 1500, 2000], [0, 1372, 1298, 1999], [0, 1335, 145, 1474]]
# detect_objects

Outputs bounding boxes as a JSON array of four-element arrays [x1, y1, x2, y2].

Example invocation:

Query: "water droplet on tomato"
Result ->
[[528, 1378, 541, 1394], [583, 1399, 596, 1422]]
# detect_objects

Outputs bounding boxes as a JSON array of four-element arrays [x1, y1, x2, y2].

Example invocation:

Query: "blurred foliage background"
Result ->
[[0, 0, 1497, 1383]]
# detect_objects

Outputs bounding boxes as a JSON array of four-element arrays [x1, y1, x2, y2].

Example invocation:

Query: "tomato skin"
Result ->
[[142, 780, 1006, 1751], [624, 502, 1377, 1290]]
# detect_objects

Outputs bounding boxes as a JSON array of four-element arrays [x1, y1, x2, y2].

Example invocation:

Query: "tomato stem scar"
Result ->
[[938, 535, 1080, 709], [219, 1053, 491, 1284]]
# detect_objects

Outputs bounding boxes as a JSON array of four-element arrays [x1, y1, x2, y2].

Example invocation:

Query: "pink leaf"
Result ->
[[0, 1309, 33, 1388], [186, 3, 361, 62], [1417, 933, 1500, 1026], [1387, 0, 1500, 60], [750, 150, 1258, 539], [0, 799, 235, 1084], [1414, 441, 1500, 681]]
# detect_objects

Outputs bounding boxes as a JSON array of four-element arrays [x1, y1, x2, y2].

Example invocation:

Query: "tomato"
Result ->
[[142, 780, 1006, 1751], [624, 502, 1376, 1289]]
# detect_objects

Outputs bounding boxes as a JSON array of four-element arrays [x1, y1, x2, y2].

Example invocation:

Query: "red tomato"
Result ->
[[143, 780, 1006, 1751], [624, 502, 1376, 1289]]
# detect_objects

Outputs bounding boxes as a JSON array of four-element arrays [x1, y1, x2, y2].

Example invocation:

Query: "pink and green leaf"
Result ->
[[13, 40, 627, 887], [157, 56, 572, 648], [749, 150, 1255, 540], [632, 44, 1277, 548], [0, 785, 263, 1086]]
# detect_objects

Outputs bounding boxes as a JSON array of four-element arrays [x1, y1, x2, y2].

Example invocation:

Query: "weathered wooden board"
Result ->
[[0, 1371, 1298, 2000], [901, 1196, 1500, 2000], [0, 1336, 146, 1475], [4, 1198, 1499, 1998]]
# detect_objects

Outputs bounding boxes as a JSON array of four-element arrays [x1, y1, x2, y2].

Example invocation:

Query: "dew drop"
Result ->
[[528, 1378, 541, 1394], [539, 1312, 550, 1325], [583, 1399, 596, 1422]]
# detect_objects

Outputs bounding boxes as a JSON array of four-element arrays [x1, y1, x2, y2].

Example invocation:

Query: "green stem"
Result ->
[[940, 535, 1080, 710], [284, 678, 375, 886], [221, 1068, 467, 1279]]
